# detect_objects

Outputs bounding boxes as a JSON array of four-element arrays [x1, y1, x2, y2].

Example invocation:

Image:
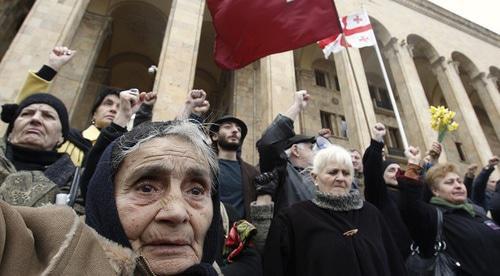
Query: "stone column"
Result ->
[[50, 12, 111, 120], [470, 72, 500, 141], [334, 48, 375, 151], [0, 0, 90, 104], [152, 0, 205, 121], [431, 57, 492, 164], [383, 38, 435, 152], [259, 52, 297, 128], [233, 63, 259, 165]]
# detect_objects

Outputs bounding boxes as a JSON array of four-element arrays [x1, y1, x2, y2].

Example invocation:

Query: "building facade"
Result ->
[[1, 0, 499, 172]]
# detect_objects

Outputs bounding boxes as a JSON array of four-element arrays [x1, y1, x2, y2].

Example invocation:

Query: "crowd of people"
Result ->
[[0, 47, 499, 275]]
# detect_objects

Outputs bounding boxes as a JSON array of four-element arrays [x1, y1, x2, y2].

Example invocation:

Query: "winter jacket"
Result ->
[[362, 139, 412, 258], [256, 114, 315, 213], [471, 166, 495, 210], [399, 175, 500, 276], [0, 140, 83, 213]]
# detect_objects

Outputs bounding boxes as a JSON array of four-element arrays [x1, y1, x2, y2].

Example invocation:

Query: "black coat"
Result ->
[[363, 139, 412, 258], [256, 114, 315, 212], [263, 200, 406, 276], [399, 176, 500, 276]]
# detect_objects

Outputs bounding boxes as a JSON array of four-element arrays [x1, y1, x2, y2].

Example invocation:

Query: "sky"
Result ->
[[428, 0, 500, 34]]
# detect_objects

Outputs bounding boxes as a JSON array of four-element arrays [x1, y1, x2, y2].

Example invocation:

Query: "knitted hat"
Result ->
[[90, 87, 121, 115], [382, 160, 398, 173], [1, 93, 69, 140], [209, 115, 248, 142]]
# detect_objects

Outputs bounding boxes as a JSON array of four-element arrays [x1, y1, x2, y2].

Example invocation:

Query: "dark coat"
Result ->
[[263, 200, 406, 276], [256, 114, 315, 212], [399, 176, 500, 276], [239, 158, 259, 219], [471, 166, 495, 210], [363, 139, 412, 258]]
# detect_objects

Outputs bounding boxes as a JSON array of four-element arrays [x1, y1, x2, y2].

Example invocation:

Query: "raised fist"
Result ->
[[372, 123, 386, 143]]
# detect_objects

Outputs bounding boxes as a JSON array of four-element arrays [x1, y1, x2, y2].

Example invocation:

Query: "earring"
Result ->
[[91, 119, 96, 125]]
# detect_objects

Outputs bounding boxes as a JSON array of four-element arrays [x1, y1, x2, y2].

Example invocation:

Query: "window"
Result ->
[[385, 127, 404, 156], [369, 85, 393, 110], [334, 76, 340, 91], [320, 111, 348, 139], [315, 69, 329, 88], [455, 142, 466, 161]]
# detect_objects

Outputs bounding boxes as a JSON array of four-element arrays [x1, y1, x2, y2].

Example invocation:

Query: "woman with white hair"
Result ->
[[263, 144, 406, 276]]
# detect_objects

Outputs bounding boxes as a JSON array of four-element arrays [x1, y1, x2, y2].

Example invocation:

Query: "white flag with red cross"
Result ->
[[318, 10, 376, 58]]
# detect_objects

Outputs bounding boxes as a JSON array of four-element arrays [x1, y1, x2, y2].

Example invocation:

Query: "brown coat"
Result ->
[[0, 200, 137, 275]]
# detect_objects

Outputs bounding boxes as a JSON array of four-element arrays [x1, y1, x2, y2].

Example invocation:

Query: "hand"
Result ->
[[187, 89, 210, 115], [487, 156, 499, 169], [428, 141, 442, 160], [466, 164, 478, 175], [318, 128, 332, 139], [113, 89, 145, 127], [372, 123, 386, 143], [292, 90, 310, 111], [405, 146, 421, 165], [47, 46, 76, 71], [143, 91, 158, 106], [254, 170, 279, 198]]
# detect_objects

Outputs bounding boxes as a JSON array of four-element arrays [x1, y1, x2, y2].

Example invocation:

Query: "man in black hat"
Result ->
[[256, 90, 317, 213], [209, 115, 259, 220]]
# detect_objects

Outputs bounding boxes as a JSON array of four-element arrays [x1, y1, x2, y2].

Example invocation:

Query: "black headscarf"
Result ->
[[1, 93, 69, 141], [85, 121, 222, 267]]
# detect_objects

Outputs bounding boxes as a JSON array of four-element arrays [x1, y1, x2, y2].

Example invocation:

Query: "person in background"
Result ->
[[362, 122, 412, 258], [256, 90, 316, 213], [209, 115, 258, 220], [263, 144, 406, 276], [398, 148, 500, 276], [0, 93, 84, 212], [472, 156, 499, 211]]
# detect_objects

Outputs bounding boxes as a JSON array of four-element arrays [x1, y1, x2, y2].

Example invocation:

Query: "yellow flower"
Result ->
[[448, 121, 459, 132]]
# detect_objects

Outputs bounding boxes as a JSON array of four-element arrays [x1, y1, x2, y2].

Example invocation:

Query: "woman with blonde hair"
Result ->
[[263, 145, 406, 276]]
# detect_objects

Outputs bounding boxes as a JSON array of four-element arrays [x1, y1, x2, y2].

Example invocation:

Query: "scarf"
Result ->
[[430, 196, 475, 217], [312, 189, 364, 211]]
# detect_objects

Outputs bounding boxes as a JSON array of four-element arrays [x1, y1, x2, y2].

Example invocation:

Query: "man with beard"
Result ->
[[210, 116, 258, 220]]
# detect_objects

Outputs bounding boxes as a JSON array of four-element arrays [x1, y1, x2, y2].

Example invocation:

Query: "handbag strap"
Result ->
[[435, 207, 445, 252]]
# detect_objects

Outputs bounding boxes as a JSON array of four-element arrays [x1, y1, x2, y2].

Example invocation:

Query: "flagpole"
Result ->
[[372, 39, 409, 149]]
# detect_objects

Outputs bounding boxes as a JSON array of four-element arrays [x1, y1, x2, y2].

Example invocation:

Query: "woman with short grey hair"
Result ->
[[263, 144, 406, 276]]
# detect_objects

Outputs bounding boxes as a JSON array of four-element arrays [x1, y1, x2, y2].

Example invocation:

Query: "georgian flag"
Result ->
[[318, 10, 376, 58]]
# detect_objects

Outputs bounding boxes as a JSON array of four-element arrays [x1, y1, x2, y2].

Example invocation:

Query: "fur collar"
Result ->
[[312, 189, 363, 211], [90, 227, 137, 275]]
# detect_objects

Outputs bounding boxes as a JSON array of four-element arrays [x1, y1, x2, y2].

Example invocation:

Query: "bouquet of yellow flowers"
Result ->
[[429, 105, 459, 143]]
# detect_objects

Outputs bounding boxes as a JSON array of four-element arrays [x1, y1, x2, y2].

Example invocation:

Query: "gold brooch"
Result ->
[[343, 229, 359, 237]]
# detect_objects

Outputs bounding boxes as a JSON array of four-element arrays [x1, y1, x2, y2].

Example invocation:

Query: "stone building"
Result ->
[[0, 0, 499, 171]]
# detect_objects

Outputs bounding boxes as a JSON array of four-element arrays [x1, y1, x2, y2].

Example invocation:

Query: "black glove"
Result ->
[[254, 169, 279, 198]]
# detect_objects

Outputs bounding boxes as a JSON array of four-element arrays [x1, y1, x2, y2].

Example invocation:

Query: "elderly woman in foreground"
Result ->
[[0, 121, 221, 275], [398, 147, 500, 276], [263, 145, 406, 276]]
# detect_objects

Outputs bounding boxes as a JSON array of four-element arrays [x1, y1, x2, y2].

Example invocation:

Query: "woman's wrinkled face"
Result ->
[[432, 172, 467, 204], [313, 159, 353, 196], [8, 103, 63, 151], [114, 136, 213, 275]]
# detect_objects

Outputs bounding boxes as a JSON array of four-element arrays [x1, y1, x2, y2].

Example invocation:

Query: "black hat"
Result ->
[[209, 115, 248, 142], [90, 87, 121, 115], [382, 160, 398, 173], [1, 93, 69, 140], [285, 134, 316, 149]]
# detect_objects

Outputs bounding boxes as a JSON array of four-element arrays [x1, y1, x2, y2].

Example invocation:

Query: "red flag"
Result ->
[[207, 0, 342, 70]]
